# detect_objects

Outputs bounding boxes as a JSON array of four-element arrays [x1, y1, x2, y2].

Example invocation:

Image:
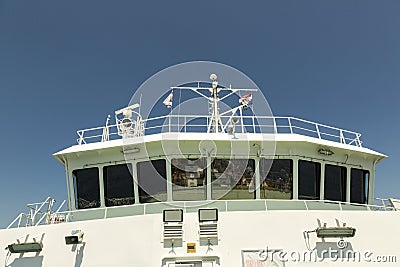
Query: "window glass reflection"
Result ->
[[103, 164, 134, 207], [298, 160, 321, 200], [137, 159, 167, 203], [351, 168, 369, 204], [73, 167, 100, 209], [211, 159, 255, 200], [171, 158, 207, 201], [324, 165, 346, 202], [260, 159, 293, 199]]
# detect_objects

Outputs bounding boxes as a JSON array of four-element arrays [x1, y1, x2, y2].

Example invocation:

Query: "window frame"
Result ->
[[350, 168, 370, 204], [72, 167, 101, 210], [136, 158, 168, 203], [324, 164, 347, 202], [259, 158, 293, 200], [298, 159, 321, 200], [171, 157, 208, 201], [103, 163, 135, 207], [210, 157, 256, 200]]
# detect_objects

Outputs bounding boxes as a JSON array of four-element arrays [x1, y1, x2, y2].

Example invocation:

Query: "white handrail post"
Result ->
[[273, 117, 277, 134], [315, 124, 321, 139], [168, 113, 171, 132], [240, 108, 244, 133], [288, 117, 293, 134], [77, 130, 84, 145], [357, 134, 362, 147], [340, 130, 345, 144], [101, 115, 111, 142]]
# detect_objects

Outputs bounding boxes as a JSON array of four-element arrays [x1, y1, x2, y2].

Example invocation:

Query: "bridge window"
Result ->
[[211, 159, 255, 200], [73, 167, 100, 209], [137, 159, 167, 203], [298, 160, 321, 200], [171, 158, 207, 201], [260, 159, 293, 199], [103, 164, 134, 207], [351, 168, 369, 204], [324, 165, 346, 202]]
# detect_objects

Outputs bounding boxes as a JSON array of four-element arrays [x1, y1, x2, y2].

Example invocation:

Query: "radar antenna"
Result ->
[[114, 103, 144, 138]]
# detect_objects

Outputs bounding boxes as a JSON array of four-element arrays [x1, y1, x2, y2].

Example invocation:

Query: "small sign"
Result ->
[[187, 243, 196, 253]]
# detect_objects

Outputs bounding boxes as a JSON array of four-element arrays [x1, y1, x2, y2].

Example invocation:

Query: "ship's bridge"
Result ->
[[53, 75, 387, 221]]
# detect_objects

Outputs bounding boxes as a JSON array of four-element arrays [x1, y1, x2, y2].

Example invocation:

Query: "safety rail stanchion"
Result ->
[[340, 130, 345, 144], [288, 117, 293, 134], [315, 124, 321, 139]]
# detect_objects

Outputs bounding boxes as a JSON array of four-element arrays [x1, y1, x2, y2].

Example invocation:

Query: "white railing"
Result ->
[[7, 197, 67, 229], [76, 115, 362, 147], [375, 198, 400, 211], [6, 198, 396, 228]]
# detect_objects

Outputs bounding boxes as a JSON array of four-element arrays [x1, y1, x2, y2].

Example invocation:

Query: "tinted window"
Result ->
[[351, 168, 369, 204], [73, 168, 100, 209], [103, 164, 134, 207], [137, 159, 167, 203], [324, 165, 346, 202], [171, 158, 207, 201], [260, 159, 293, 199], [298, 160, 321, 200], [211, 159, 255, 200]]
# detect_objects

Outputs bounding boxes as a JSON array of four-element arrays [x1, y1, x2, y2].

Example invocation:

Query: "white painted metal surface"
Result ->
[[1, 208, 400, 266]]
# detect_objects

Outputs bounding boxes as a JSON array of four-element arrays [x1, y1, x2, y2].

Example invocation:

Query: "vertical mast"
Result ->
[[210, 74, 219, 133]]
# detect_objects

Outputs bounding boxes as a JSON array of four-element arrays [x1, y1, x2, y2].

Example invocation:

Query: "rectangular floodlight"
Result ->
[[65, 230, 84, 245], [198, 208, 218, 222], [316, 227, 356, 238], [163, 209, 183, 223], [7, 242, 43, 253]]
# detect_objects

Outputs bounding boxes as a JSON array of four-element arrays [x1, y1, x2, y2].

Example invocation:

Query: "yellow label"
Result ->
[[187, 243, 196, 253]]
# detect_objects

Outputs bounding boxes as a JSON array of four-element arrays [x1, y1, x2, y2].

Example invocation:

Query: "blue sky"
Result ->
[[0, 1, 399, 227]]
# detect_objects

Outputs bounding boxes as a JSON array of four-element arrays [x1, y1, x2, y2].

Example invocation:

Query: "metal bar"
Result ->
[[240, 108, 244, 133], [315, 124, 321, 139], [339, 130, 345, 144], [288, 117, 293, 134], [184, 115, 187, 132], [219, 89, 239, 101], [7, 213, 23, 229], [170, 86, 258, 92], [170, 86, 210, 100]]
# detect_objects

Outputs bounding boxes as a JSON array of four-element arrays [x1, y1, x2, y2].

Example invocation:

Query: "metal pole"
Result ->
[[213, 87, 219, 133]]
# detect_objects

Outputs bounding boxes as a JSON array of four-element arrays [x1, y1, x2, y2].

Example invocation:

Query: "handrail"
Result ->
[[7, 197, 66, 229], [6, 198, 396, 228], [76, 115, 362, 147]]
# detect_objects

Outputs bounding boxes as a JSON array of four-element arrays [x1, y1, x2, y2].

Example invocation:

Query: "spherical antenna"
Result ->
[[210, 73, 217, 81]]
